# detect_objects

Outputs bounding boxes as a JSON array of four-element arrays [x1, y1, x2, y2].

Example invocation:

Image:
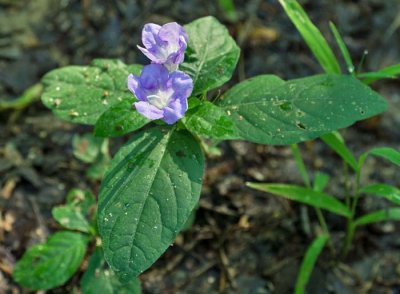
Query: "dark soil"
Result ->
[[1, 0, 400, 293]]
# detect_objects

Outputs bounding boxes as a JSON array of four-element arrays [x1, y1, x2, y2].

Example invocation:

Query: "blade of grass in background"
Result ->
[[321, 132, 358, 171], [313, 172, 330, 192], [360, 183, 400, 206], [278, 0, 341, 74], [359, 147, 400, 169], [291, 144, 311, 187], [218, 0, 238, 22], [358, 63, 400, 84], [354, 208, 400, 227], [295, 234, 329, 294], [246, 183, 352, 217], [329, 22, 355, 75]]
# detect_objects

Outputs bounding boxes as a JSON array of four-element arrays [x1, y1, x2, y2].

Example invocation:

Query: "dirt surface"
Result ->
[[1, 0, 400, 293]]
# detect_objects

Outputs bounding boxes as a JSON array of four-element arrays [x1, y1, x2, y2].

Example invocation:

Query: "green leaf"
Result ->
[[360, 184, 400, 206], [313, 172, 330, 192], [86, 153, 111, 180], [329, 22, 354, 75], [218, 0, 238, 22], [368, 147, 400, 166], [359, 147, 400, 169], [80, 248, 141, 294], [278, 0, 341, 74], [182, 98, 239, 140], [73, 133, 105, 163], [181, 16, 240, 95], [246, 183, 351, 217], [358, 63, 400, 84], [321, 132, 358, 171], [98, 127, 204, 280], [295, 235, 329, 294], [94, 97, 150, 137], [41, 59, 142, 125], [219, 74, 387, 145], [291, 144, 310, 187], [354, 208, 400, 227], [52, 189, 96, 233], [13, 232, 88, 290]]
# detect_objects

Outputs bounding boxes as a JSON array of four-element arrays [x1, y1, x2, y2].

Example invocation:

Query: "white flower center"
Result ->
[[147, 90, 172, 109], [158, 42, 178, 60]]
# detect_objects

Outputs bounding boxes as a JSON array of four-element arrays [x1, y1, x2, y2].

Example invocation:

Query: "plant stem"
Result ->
[[341, 169, 361, 257], [315, 208, 329, 236], [291, 144, 333, 251], [343, 162, 351, 207]]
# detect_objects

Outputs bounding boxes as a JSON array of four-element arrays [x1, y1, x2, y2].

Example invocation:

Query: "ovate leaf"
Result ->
[[98, 127, 204, 280], [295, 235, 329, 294], [182, 16, 240, 95], [80, 248, 141, 294], [360, 184, 400, 206], [52, 189, 96, 233], [41, 59, 142, 124], [72, 133, 105, 163], [13, 232, 88, 290], [182, 99, 239, 140], [94, 97, 150, 138], [246, 183, 351, 217], [219, 74, 387, 145]]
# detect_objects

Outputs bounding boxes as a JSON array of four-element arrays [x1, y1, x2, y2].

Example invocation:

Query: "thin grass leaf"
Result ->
[[321, 132, 358, 171], [295, 235, 329, 294], [218, 0, 238, 22], [278, 0, 340, 74], [358, 63, 400, 84], [246, 183, 351, 217], [291, 144, 311, 187], [360, 183, 400, 206], [313, 172, 330, 192], [329, 22, 354, 75], [354, 208, 400, 227], [359, 147, 400, 169]]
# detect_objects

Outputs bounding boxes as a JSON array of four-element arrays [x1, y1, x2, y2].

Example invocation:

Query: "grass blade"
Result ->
[[313, 172, 330, 192], [321, 132, 358, 171], [246, 183, 351, 217], [295, 235, 329, 294], [291, 144, 311, 187], [354, 208, 400, 227], [278, 0, 340, 74], [359, 147, 400, 169], [329, 22, 354, 75], [360, 183, 400, 205], [358, 63, 400, 84]]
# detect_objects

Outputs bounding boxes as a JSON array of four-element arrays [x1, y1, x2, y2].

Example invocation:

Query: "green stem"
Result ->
[[291, 144, 333, 250], [341, 169, 361, 257], [315, 208, 329, 237], [343, 162, 351, 207]]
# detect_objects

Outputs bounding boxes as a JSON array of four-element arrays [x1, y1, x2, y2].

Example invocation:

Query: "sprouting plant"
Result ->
[[72, 133, 111, 180], [246, 1, 400, 293], [12, 0, 400, 292], [12, 188, 141, 292]]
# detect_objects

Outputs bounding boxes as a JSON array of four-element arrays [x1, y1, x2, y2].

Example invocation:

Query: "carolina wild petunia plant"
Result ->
[[12, 0, 400, 292]]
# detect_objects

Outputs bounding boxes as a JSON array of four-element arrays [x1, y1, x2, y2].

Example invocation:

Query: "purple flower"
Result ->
[[128, 64, 193, 124], [137, 22, 188, 72]]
